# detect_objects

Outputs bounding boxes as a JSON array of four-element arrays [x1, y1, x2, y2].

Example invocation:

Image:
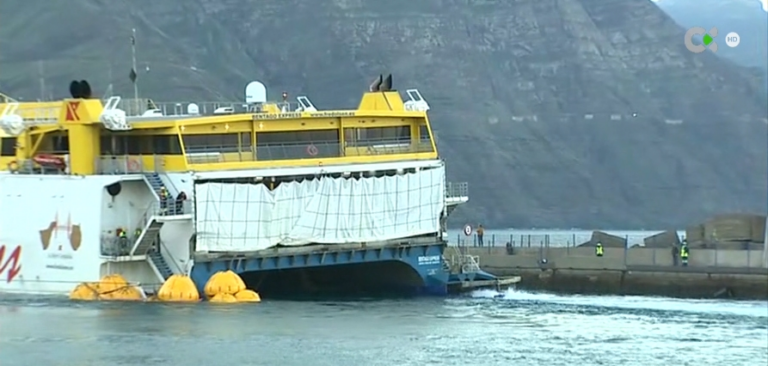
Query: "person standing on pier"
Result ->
[[476, 225, 485, 247], [680, 243, 690, 266], [595, 242, 604, 257]]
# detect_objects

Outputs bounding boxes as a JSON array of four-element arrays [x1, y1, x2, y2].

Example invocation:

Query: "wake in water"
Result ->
[[470, 288, 768, 318]]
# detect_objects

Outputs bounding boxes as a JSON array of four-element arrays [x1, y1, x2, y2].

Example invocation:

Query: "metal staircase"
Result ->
[[144, 172, 169, 197], [451, 254, 481, 274], [148, 251, 173, 280], [143, 172, 189, 216], [130, 220, 162, 255]]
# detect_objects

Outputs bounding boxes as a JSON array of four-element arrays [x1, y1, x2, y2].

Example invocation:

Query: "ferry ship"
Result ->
[[0, 75, 502, 298]]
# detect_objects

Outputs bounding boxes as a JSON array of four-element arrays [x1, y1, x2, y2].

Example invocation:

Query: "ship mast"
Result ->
[[37, 60, 47, 101], [130, 28, 140, 113]]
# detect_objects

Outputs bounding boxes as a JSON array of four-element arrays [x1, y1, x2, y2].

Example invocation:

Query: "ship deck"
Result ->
[[193, 236, 441, 262]]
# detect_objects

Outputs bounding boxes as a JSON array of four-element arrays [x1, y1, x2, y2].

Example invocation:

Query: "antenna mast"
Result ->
[[130, 28, 140, 113], [37, 60, 46, 101]]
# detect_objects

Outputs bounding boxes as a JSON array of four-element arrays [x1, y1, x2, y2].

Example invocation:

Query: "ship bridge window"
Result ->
[[256, 129, 340, 160], [419, 125, 430, 141], [0, 137, 16, 156]]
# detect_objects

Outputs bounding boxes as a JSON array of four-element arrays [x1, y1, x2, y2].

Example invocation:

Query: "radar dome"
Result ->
[[245, 81, 267, 104]]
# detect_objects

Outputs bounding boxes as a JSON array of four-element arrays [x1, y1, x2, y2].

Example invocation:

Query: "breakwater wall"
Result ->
[[450, 246, 768, 299]]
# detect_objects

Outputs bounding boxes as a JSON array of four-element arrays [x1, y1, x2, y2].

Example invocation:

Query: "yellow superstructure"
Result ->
[[0, 85, 438, 175]]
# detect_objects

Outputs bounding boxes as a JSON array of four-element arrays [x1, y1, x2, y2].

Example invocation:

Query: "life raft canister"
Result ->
[[33, 154, 66, 169]]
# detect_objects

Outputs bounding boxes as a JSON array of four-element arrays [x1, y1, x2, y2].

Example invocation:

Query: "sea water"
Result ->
[[1, 290, 765, 366]]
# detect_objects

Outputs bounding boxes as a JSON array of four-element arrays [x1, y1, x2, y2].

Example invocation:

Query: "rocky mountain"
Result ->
[[1, 0, 766, 229]]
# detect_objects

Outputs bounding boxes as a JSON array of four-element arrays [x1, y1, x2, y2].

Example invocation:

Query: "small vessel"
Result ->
[[0, 75, 490, 299]]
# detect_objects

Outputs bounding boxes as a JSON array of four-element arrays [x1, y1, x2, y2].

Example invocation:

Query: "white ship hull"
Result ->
[[0, 174, 194, 295], [0, 160, 449, 296]]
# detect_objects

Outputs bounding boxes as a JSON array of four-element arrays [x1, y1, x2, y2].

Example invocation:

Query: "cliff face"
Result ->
[[1, 0, 766, 229]]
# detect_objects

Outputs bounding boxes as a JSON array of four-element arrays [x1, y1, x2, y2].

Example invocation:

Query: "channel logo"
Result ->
[[684, 27, 740, 53]]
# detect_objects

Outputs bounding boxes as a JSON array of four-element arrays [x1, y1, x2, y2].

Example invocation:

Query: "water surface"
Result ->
[[1, 290, 766, 366]]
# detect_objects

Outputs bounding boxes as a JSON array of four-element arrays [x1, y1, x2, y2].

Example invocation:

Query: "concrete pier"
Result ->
[[453, 246, 768, 299]]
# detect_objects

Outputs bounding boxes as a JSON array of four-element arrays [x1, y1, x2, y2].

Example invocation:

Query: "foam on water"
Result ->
[[470, 288, 768, 317]]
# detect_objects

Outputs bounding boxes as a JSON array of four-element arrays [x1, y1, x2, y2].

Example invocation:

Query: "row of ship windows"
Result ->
[[0, 126, 424, 156]]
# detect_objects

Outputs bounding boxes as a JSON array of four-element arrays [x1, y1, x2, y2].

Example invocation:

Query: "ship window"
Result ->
[[240, 133, 253, 151], [345, 126, 411, 146], [419, 125, 430, 141], [0, 137, 15, 156], [182, 133, 239, 153], [125, 136, 144, 154], [256, 129, 340, 160], [153, 135, 182, 154], [100, 134, 181, 155], [51, 135, 70, 153]]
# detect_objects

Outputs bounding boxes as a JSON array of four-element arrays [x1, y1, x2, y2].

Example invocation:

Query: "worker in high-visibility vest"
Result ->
[[159, 186, 169, 214], [118, 229, 128, 254], [680, 243, 690, 266], [595, 242, 604, 257]]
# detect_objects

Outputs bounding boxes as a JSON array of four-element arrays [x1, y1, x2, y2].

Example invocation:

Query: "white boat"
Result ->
[[0, 76, 469, 298]]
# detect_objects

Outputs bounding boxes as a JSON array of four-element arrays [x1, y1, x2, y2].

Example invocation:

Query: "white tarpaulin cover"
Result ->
[[195, 166, 445, 252]]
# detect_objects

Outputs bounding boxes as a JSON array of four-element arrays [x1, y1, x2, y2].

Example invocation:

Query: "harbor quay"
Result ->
[[446, 239, 768, 300]]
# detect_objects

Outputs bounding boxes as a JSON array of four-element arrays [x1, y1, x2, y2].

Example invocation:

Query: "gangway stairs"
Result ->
[[131, 220, 162, 256], [144, 172, 173, 197], [148, 251, 173, 280], [451, 254, 481, 281]]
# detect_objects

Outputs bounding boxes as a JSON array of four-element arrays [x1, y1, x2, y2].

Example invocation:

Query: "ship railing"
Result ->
[[115, 99, 305, 117], [151, 155, 183, 198], [0, 92, 18, 103], [183, 138, 434, 165], [10, 150, 71, 175], [445, 182, 468, 198], [139, 200, 193, 223], [451, 254, 481, 274], [100, 202, 192, 258], [95, 155, 147, 174], [100, 236, 135, 257], [95, 155, 183, 175]]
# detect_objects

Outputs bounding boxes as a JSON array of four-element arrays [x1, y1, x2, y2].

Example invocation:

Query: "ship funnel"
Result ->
[[69, 80, 79, 98], [369, 75, 383, 92], [380, 74, 393, 91], [80, 80, 92, 98], [68, 80, 93, 99]]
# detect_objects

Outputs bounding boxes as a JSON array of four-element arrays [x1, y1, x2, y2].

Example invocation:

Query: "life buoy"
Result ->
[[7, 160, 19, 173], [306, 144, 318, 156], [127, 159, 140, 172]]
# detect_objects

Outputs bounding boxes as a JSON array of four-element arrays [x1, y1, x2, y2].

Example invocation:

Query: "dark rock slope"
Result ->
[[1, 0, 766, 229]]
